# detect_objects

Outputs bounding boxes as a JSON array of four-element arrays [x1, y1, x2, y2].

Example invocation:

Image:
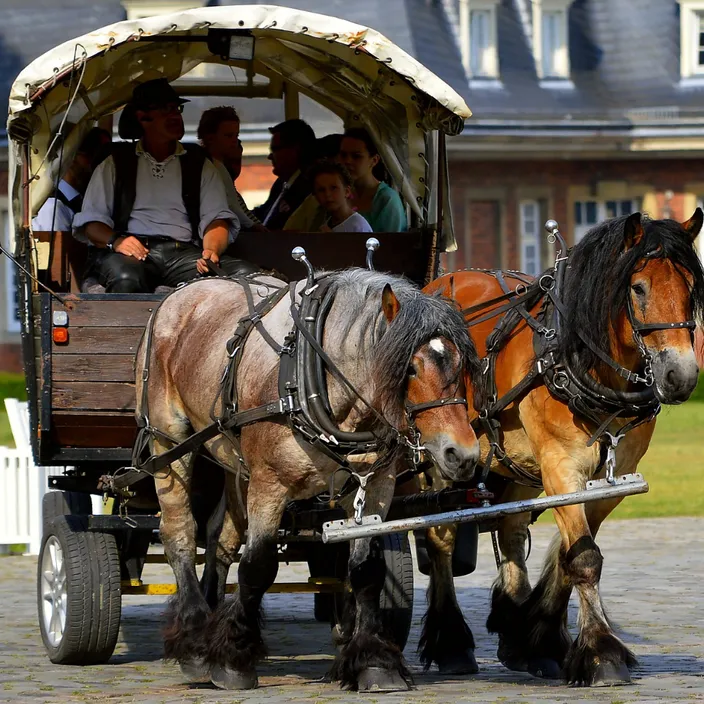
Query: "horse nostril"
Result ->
[[666, 368, 679, 388], [444, 446, 462, 469]]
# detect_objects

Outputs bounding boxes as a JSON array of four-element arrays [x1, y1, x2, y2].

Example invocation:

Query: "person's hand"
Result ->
[[320, 223, 332, 233], [252, 223, 269, 232], [197, 248, 220, 275], [113, 236, 148, 261]]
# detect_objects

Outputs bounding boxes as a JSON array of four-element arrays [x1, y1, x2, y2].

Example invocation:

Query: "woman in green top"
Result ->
[[339, 127, 408, 232], [284, 127, 408, 232]]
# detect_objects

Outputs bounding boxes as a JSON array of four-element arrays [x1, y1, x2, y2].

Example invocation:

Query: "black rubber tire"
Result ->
[[37, 515, 122, 665], [378, 532, 414, 651], [42, 491, 92, 537]]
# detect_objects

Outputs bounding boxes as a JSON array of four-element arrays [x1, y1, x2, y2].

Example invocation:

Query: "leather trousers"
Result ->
[[86, 238, 259, 293]]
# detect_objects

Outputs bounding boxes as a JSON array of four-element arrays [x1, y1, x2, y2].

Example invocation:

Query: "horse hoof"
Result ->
[[438, 650, 479, 675], [501, 658, 528, 673], [527, 658, 562, 680], [593, 661, 631, 687], [357, 667, 410, 692], [210, 664, 258, 690], [179, 658, 210, 682]]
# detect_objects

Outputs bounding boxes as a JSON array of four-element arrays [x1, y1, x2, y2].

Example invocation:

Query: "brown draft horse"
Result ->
[[135, 268, 480, 691], [419, 210, 704, 685]]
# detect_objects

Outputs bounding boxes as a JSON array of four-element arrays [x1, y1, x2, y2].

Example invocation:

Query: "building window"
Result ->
[[470, 11, 492, 76], [532, 1, 571, 80], [679, 1, 704, 79], [460, 0, 500, 80], [519, 200, 541, 276], [3, 207, 21, 334], [574, 199, 638, 243]]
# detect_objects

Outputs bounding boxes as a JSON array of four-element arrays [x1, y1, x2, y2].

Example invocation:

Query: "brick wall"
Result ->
[[0, 343, 22, 373], [447, 157, 704, 271]]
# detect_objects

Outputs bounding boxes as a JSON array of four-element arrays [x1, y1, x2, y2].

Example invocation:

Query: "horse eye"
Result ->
[[407, 364, 416, 377], [631, 283, 646, 297]]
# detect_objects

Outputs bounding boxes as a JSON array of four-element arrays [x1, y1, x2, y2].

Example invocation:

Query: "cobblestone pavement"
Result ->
[[2, 517, 704, 703]]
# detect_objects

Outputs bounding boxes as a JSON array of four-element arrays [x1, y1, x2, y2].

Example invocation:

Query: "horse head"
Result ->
[[620, 209, 703, 403], [562, 208, 704, 405], [380, 283, 480, 481]]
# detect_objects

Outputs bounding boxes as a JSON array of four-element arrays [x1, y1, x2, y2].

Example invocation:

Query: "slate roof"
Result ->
[[1, 0, 702, 147]]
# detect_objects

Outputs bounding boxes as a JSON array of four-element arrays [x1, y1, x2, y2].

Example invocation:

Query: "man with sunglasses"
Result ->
[[74, 78, 256, 293]]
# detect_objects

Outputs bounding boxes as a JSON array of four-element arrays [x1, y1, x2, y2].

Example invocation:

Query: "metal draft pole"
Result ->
[[322, 473, 648, 543]]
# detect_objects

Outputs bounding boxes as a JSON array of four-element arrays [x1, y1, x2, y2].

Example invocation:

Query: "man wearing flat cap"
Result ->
[[74, 78, 257, 292]]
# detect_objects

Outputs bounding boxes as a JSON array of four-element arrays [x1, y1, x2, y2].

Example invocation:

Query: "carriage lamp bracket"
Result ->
[[603, 431, 625, 484], [365, 237, 380, 271]]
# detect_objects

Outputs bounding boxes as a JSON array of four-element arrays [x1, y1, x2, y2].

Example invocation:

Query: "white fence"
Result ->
[[0, 398, 104, 555]]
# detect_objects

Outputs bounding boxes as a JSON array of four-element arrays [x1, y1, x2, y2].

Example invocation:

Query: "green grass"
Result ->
[[612, 401, 704, 519], [534, 401, 704, 521], [0, 410, 14, 448]]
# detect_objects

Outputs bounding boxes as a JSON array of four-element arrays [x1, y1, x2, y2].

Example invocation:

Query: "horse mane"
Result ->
[[557, 214, 704, 376], [328, 268, 480, 421]]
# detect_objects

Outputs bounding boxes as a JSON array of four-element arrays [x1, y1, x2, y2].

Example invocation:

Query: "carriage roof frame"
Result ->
[[7, 4, 472, 254]]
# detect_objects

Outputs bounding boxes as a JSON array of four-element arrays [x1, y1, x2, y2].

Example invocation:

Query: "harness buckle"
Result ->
[[603, 431, 625, 484], [228, 344, 241, 359], [481, 357, 490, 375], [142, 368, 149, 382], [352, 471, 375, 524]]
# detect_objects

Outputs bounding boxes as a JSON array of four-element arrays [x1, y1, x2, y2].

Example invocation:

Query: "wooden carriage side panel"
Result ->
[[230, 230, 434, 284], [48, 296, 161, 450]]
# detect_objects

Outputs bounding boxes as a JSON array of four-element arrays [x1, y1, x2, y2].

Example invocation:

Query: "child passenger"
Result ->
[[309, 160, 373, 233]]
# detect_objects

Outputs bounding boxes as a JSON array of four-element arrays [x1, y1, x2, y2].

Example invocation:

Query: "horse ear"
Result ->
[[682, 207, 703, 243], [381, 284, 401, 323], [623, 212, 644, 250]]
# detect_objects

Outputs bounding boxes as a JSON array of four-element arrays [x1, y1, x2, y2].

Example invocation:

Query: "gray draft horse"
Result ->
[[135, 268, 481, 691]]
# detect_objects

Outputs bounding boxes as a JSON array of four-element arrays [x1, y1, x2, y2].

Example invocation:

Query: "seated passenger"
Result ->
[[197, 105, 265, 232], [73, 79, 257, 293], [338, 128, 407, 233], [309, 161, 372, 233], [32, 127, 112, 237], [253, 119, 316, 229], [283, 133, 343, 232], [284, 128, 408, 233]]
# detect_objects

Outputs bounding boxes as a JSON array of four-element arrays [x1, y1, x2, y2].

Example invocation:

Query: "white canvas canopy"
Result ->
[[7, 4, 471, 246]]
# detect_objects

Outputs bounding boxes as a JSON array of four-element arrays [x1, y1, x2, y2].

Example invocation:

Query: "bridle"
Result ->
[[625, 287, 696, 387]]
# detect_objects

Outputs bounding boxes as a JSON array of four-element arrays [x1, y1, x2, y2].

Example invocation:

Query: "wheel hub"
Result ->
[[40, 536, 67, 647]]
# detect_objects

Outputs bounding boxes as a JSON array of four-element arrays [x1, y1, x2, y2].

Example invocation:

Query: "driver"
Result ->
[[73, 78, 257, 293]]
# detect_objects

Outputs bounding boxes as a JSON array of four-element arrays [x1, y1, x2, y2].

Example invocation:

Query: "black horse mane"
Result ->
[[557, 214, 704, 376], [329, 268, 480, 420]]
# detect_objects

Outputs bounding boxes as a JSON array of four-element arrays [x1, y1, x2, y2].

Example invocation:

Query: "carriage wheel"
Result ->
[[331, 532, 414, 651], [378, 532, 414, 650], [42, 490, 92, 537], [37, 515, 121, 665]]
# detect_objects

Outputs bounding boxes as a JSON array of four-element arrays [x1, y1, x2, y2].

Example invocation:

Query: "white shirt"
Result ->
[[73, 142, 240, 243], [331, 212, 373, 233], [32, 180, 80, 232], [213, 159, 256, 230]]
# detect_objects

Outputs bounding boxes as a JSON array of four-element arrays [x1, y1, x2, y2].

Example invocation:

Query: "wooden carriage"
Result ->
[[7, 5, 473, 665]]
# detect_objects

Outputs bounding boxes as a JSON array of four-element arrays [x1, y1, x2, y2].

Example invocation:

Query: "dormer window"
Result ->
[[460, 0, 500, 83], [532, 0, 571, 82], [678, 1, 704, 80]]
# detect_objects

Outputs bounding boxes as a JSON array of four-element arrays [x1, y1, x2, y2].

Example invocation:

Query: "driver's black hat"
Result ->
[[130, 78, 189, 111]]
